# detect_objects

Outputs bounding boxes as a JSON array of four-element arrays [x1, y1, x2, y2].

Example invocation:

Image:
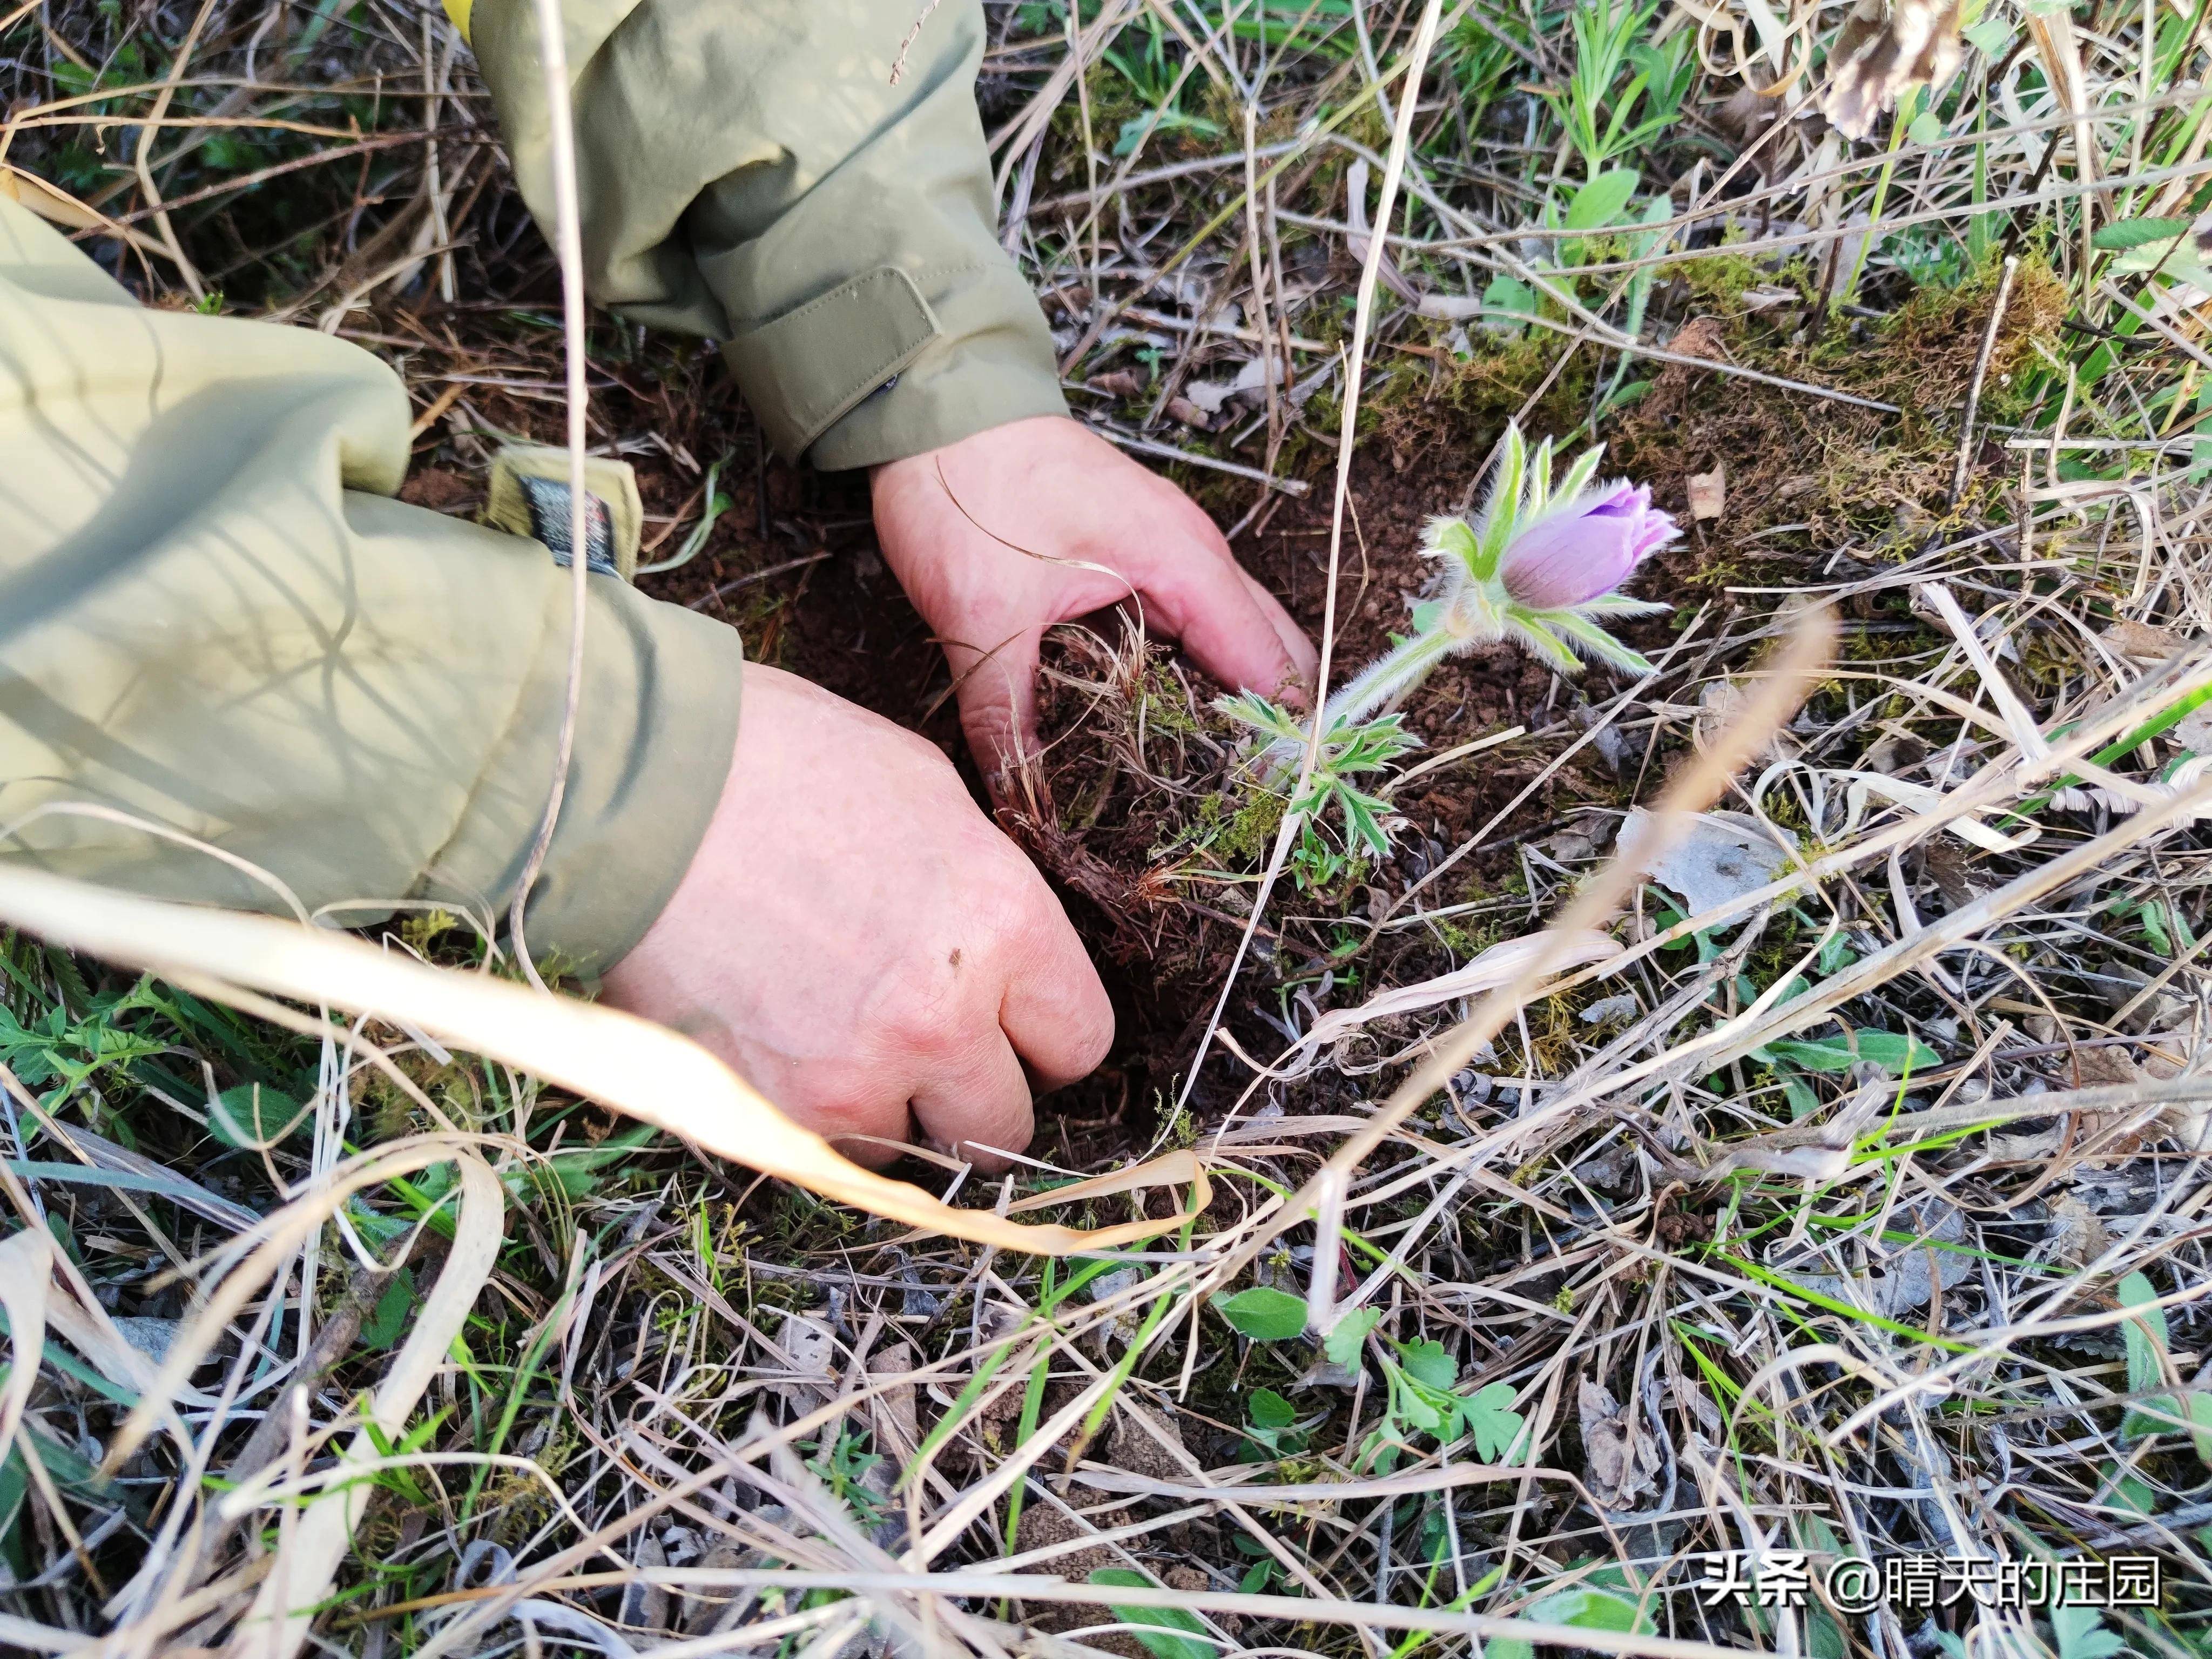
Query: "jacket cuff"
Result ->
[[467, 0, 1068, 472], [427, 573, 744, 974], [723, 260, 1069, 471]]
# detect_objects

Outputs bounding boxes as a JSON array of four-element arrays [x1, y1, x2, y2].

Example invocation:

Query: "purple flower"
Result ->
[[1497, 481, 1677, 610]]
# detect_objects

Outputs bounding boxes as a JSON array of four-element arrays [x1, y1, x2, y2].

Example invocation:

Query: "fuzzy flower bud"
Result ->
[[1497, 481, 1677, 610]]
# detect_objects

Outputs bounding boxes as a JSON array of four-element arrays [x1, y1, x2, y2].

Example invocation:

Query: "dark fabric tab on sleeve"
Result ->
[[720, 265, 941, 461]]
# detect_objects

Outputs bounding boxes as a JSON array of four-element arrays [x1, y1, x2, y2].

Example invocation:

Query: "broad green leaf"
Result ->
[[1781, 1071, 1821, 1120], [1211, 1286, 1307, 1341], [2119, 1270, 2168, 1397], [1850, 1030, 1941, 1073], [1762, 1029, 1938, 1074], [360, 1268, 417, 1352], [1237, 1560, 1273, 1594], [2093, 215, 2193, 252], [1461, 1380, 1525, 1461], [208, 1083, 308, 1149], [0, 1447, 23, 1552], [1963, 15, 2012, 52], [2189, 1391, 2212, 1465], [1390, 1371, 1452, 1433], [1393, 1338, 1459, 1391], [2051, 1604, 2125, 1659], [1564, 168, 1638, 232], [1324, 1307, 1380, 1367], [1089, 1569, 1216, 1659], [2116, 252, 2212, 289], [2096, 1458, 2157, 1516], [1248, 1388, 1297, 1430], [1488, 1587, 1654, 1659], [1480, 275, 1539, 327], [1907, 111, 1944, 146], [1797, 1518, 1849, 1659]]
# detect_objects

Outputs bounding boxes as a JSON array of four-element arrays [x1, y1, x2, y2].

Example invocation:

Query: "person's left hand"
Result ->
[[872, 415, 1317, 795]]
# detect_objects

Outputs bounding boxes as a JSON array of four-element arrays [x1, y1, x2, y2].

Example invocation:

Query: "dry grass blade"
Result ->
[[0, 867, 1198, 1253], [228, 1151, 502, 1659]]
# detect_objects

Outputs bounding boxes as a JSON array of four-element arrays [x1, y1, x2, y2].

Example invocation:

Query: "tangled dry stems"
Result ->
[[3, 1, 2212, 1657]]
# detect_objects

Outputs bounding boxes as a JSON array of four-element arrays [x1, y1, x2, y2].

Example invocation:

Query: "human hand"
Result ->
[[872, 415, 1317, 793], [602, 663, 1113, 1170]]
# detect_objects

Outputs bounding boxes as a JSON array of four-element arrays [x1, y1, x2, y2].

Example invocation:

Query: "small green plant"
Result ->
[[804, 1425, 889, 1532], [1488, 1584, 1657, 1659], [1216, 692, 1417, 888], [2117, 1269, 2212, 1459], [1326, 1310, 1526, 1472], [1100, 14, 1224, 155], [1088, 1568, 1216, 1659], [1540, 0, 1695, 180], [1239, 1387, 1312, 1461]]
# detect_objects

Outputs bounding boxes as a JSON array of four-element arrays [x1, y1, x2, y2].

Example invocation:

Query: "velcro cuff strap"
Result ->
[[483, 444, 644, 584], [723, 266, 942, 462]]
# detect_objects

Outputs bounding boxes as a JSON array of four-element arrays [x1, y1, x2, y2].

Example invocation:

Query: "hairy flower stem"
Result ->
[[1321, 616, 1477, 732], [1258, 615, 1481, 784]]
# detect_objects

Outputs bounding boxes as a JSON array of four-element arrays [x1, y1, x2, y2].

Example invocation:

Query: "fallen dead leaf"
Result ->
[[2046, 1195, 2110, 1266], [1821, 0, 1963, 140], [1578, 1377, 1660, 1509], [1631, 806, 1799, 916], [1687, 464, 1726, 522], [2104, 619, 2188, 661]]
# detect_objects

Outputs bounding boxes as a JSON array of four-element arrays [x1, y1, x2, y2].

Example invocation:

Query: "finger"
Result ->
[[779, 1070, 919, 1171], [997, 880, 1116, 1091], [1237, 566, 1319, 690], [948, 625, 1045, 798], [910, 1030, 1035, 1172], [1141, 542, 1310, 704]]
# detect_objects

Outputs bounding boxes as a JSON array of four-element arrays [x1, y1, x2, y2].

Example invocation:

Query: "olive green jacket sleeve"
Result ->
[[463, 0, 1069, 470], [0, 197, 742, 971]]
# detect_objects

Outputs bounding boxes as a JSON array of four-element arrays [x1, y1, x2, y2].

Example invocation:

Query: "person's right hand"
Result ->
[[602, 662, 1112, 1171]]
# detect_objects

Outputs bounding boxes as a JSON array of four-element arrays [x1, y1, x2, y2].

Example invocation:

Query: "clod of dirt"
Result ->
[[1102, 1406, 1192, 1487], [1686, 464, 1727, 522], [1011, 1505, 1144, 1658]]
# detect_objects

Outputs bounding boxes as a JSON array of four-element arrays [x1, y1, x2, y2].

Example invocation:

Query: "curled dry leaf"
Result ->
[[2046, 1195, 2111, 1267], [1788, 1197, 1973, 1317], [1577, 1377, 1661, 1509], [1285, 929, 1626, 1074], [1820, 0, 1963, 140], [773, 1312, 839, 1413], [2103, 619, 2189, 662]]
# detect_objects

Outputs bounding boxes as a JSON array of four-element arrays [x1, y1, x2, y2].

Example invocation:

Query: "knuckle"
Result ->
[[1070, 1002, 1116, 1071]]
